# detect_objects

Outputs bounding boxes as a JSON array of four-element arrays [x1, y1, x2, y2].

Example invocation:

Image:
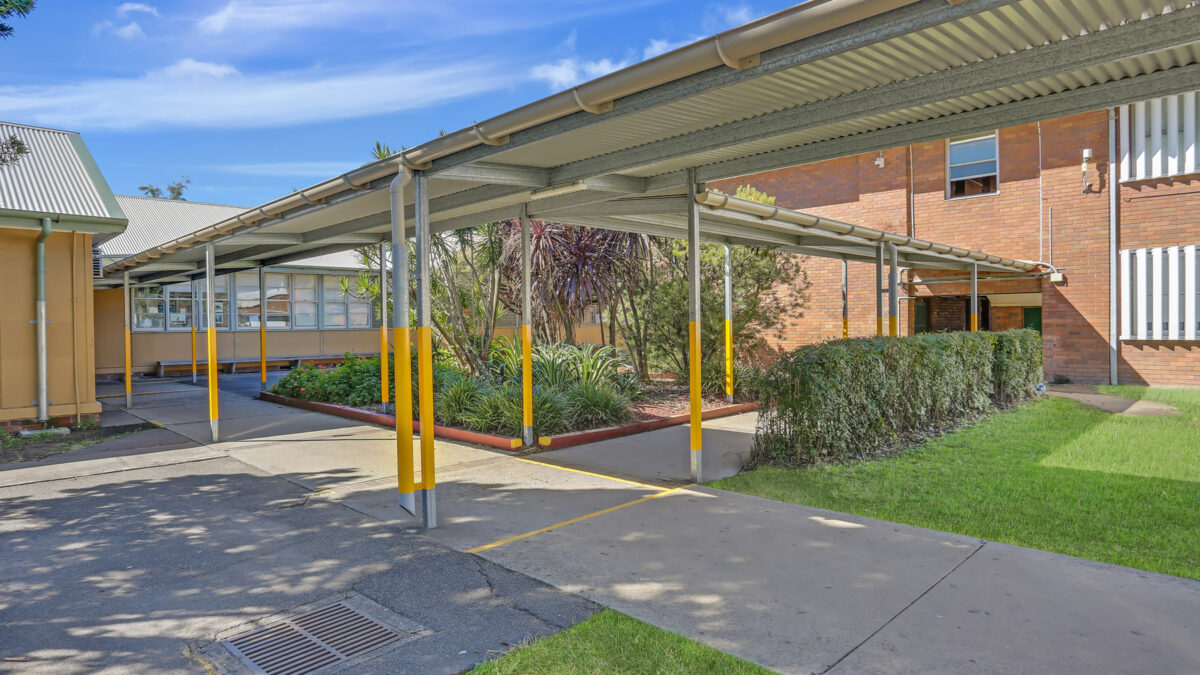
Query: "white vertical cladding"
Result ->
[[1149, 98, 1164, 178], [1167, 246, 1180, 340], [1186, 245, 1198, 341], [1151, 247, 1164, 340], [1133, 101, 1148, 180], [1135, 248, 1148, 339], [1185, 94, 1198, 175], [1119, 104, 1131, 181], [1120, 249, 1132, 339], [1167, 95, 1181, 177]]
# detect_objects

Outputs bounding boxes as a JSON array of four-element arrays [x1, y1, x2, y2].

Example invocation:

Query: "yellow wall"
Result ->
[[0, 228, 99, 423], [94, 287, 382, 374]]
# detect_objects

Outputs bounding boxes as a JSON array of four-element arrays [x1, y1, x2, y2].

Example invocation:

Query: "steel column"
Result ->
[[969, 263, 979, 331], [123, 271, 132, 408], [841, 258, 849, 338], [887, 241, 900, 337], [258, 266, 267, 390], [379, 242, 391, 414], [687, 168, 702, 483], [415, 171, 437, 529], [520, 204, 534, 446], [724, 243, 733, 404], [190, 281, 197, 384], [205, 245, 219, 442], [390, 174, 416, 517], [875, 244, 884, 336]]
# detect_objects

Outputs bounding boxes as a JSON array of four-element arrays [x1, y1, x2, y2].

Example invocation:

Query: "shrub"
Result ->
[[271, 354, 386, 407], [752, 329, 1042, 466], [700, 362, 766, 402], [437, 377, 484, 428], [463, 382, 568, 437], [565, 381, 632, 429]]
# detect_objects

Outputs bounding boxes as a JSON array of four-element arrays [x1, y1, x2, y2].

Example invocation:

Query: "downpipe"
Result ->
[[35, 217, 51, 422]]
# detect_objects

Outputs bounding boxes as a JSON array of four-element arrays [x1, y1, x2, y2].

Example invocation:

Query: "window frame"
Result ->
[[946, 132, 999, 200]]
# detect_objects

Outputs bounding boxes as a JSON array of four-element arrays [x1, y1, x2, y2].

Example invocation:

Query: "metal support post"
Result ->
[[969, 262, 979, 332], [415, 171, 437, 529], [724, 243, 734, 404], [875, 244, 884, 337], [123, 271, 132, 408], [841, 258, 849, 339], [191, 285, 198, 384], [390, 172, 415, 516], [887, 242, 900, 337], [520, 204, 534, 447], [379, 242, 391, 414], [258, 266, 267, 390], [687, 168, 703, 483], [205, 245, 219, 442]]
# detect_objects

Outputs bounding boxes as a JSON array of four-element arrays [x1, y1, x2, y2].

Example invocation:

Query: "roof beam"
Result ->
[[427, 0, 1023, 172], [433, 161, 550, 187], [550, 7, 1200, 184]]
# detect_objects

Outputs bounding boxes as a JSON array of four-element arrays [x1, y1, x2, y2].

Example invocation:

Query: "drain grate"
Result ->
[[221, 599, 409, 674]]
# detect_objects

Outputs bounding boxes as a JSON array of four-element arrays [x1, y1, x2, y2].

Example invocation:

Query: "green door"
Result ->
[[1022, 307, 1042, 333], [914, 299, 929, 333]]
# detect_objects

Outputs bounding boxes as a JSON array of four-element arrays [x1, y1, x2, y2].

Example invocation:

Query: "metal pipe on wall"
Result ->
[[841, 258, 849, 339], [687, 168, 703, 483], [875, 243, 884, 336], [969, 263, 979, 332], [36, 218, 51, 420]]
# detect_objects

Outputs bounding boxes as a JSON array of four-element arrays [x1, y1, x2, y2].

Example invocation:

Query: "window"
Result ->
[[293, 275, 318, 328], [947, 133, 998, 198], [322, 274, 372, 328], [1119, 91, 1200, 181], [236, 272, 261, 328], [197, 275, 230, 329], [266, 273, 291, 328], [1120, 245, 1199, 341], [133, 286, 165, 330], [165, 282, 193, 329]]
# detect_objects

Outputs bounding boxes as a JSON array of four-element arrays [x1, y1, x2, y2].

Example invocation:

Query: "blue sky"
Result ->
[[1, 0, 796, 207]]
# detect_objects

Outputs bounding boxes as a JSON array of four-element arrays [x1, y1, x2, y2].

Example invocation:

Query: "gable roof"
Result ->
[[103, 195, 248, 257], [0, 121, 126, 237]]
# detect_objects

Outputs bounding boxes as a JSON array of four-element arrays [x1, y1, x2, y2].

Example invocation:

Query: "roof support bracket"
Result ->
[[473, 123, 509, 146], [714, 37, 759, 70]]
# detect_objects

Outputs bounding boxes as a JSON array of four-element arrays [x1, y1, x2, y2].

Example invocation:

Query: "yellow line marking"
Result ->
[[511, 456, 665, 491], [97, 389, 197, 399], [466, 484, 694, 554]]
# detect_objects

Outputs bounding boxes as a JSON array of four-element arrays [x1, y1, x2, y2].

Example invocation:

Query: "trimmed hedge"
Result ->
[[753, 329, 1042, 465]]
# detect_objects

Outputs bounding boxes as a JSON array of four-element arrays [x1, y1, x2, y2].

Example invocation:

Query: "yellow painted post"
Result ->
[[258, 266, 267, 391], [519, 206, 534, 446], [378, 242, 390, 413], [123, 272, 132, 408], [970, 262, 979, 332], [687, 168, 702, 482], [875, 244, 884, 337], [723, 243, 733, 404], [389, 171, 416, 516], [190, 325, 197, 384], [417, 325, 435, 498], [415, 171, 436, 528], [204, 244, 219, 442]]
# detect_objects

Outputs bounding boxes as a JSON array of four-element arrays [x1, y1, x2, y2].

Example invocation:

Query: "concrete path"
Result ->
[[1047, 384, 1179, 416], [9, 375, 1200, 674]]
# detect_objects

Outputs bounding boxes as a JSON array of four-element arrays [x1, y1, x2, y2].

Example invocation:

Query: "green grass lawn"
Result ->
[[471, 610, 771, 674], [713, 386, 1200, 580]]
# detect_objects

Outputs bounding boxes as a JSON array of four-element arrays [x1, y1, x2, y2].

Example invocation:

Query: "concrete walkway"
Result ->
[[1047, 384, 1180, 416], [6, 376, 1200, 673]]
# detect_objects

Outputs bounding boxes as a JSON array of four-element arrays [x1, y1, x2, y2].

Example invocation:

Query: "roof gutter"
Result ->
[[696, 190, 1040, 272], [103, 0, 916, 277]]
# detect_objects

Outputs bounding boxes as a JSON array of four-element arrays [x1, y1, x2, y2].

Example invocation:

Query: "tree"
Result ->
[[0, 134, 28, 167], [138, 177, 191, 200], [0, 0, 34, 40]]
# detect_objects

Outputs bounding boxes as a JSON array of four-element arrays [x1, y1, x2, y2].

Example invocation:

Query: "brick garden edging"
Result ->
[[259, 391, 757, 451]]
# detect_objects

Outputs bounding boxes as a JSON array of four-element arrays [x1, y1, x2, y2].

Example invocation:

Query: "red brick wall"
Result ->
[[1115, 174, 1200, 385], [714, 109, 1200, 386]]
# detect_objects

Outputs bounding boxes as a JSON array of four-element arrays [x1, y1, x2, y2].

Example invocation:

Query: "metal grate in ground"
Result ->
[[216, 595, 425, 674]]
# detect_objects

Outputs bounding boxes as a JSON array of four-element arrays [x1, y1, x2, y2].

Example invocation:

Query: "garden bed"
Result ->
[[260, 390, 755, 451]]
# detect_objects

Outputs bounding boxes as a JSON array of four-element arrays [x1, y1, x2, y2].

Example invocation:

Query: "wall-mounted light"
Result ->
[[1081, 148, 1093, 193], [874, 151, 886, 169]]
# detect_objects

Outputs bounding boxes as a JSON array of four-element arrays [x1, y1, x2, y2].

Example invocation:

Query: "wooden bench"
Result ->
[[155, 353, 378, 378]]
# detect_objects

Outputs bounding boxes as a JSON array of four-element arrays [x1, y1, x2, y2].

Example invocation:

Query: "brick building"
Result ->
[[713, 94, 1200, 388]]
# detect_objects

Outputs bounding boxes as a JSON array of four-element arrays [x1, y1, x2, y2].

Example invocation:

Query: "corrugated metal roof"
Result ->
[[0, 121, 115, 219], [102, 195, 248, 256]]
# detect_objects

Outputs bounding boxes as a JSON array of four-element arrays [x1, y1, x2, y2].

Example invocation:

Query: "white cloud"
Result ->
[[117, 3, 159, 17], [212, 161, 358, 177], [643, 38, 689, 60], [113, 22, 144, 39], [530, 57, 630, 91], [702, 4, 757, 33], [0, 57, 508, 130]]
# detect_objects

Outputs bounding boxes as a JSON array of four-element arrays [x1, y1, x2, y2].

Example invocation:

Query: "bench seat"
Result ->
[[156, 353, 378, 377]]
